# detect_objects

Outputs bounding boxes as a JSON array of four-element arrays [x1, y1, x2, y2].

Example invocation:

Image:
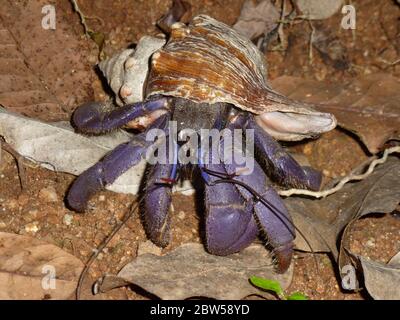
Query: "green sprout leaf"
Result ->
[[249, 276, 285, 298], [250, 276, 308, 300], [286, 292, 309, 300]]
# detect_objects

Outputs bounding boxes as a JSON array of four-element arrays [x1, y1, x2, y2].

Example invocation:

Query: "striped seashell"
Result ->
[[146, 15, 336, 140]]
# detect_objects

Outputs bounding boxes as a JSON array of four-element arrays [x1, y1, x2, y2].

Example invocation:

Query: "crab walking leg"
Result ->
[[199, 147, 258, 255], [143, 141, 177, 247], [67, 139, 147, 212], [67, 115, 169, 212], [72, 98, 169, 134], [245, 115, 322, 191], [219, 125, 295, 273]]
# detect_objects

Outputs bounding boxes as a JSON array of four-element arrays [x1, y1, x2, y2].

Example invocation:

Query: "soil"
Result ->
[[0, 0, 399, 300]]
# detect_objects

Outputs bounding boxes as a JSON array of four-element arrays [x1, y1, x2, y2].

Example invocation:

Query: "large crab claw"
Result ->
[[66, 101, 170, 212], [201, 145, 259, 255], [200, 129, 295, 274]]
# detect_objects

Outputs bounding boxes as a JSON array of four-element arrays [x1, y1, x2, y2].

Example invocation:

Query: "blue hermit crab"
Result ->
[[67, 9, 336, 273]]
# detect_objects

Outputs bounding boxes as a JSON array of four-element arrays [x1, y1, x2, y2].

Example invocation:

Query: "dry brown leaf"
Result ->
[[0, 0, 95, 121], [312, 25, 349, 71], [296, 0, 344, 20], [272, 74, 400, 153], [359, 252, 400, 300], [99, 243, 293, 300], [0, 232, 83, 300], [285, 157, 400, 258], [233, 0, 280, 40]]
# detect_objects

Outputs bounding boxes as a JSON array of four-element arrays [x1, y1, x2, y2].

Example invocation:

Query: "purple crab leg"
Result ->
[[67, 115, 169, 212], [143, 140, 178, 247], [221, 123, 295, 273], [72, 97, 169, 134], [199, 147, 258, 255], [240, 114, 322, 191], [144, 164, 175, 248]]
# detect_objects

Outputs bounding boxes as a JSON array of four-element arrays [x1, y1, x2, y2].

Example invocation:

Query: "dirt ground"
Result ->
[[0, 0, 399, 300]]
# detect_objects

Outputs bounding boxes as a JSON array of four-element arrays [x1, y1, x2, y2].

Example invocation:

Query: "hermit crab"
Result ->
[[67, 10, 336, 273]]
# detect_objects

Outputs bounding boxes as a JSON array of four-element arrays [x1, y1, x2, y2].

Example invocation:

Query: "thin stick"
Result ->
[[76, 201, 140, 300], [70, 0, 90, 35], [0, 139, 27, 191], [277, 0, 288, 50], [308, 20, 316, 65], [279, 146, 400, 198]]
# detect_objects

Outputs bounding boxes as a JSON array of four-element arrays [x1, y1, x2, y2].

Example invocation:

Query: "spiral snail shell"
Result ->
[[98, 14, 336, 140], [146, 15, 336, 141]]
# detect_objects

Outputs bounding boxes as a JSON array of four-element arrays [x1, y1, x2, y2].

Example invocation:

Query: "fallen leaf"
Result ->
[[272, 74, 400, 153], [0, 232, 83, 300], [296, 0, 344, 20], [284, 157, 400, 258], [312, 25, 349, 71], [389, 252, 400, 267], [0, 107, 194, 195], [99, 243, 293, 300], [233, 0, 280, 40], [0, 0, 95, 121], [359, 252, 400, 300]]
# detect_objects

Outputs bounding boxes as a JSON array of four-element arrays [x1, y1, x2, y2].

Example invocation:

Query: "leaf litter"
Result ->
[[97, 243, 293, 300], [0, 232, 83, 300], [0, 0, 96, 121]]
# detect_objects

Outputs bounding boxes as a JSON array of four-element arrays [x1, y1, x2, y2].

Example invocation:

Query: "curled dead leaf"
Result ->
[[285, 157, 400, 258], [359, 252, 400, 300], [296, 0, 344, 20], [233, 0, 280, 40]]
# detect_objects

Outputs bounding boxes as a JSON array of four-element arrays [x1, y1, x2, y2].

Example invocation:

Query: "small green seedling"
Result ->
[[249, 276, 308, 300]]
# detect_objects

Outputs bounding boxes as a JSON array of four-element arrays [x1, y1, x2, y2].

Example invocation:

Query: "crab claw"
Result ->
[[217, 127, 295, 273], [72, 98, 168, 134], [202, 159, 258, 255], [67, 114, 169, 212]]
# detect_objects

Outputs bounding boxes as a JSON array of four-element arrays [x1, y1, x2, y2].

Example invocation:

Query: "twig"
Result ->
[[70, 0, 104, 36], [377, 57, 400, 67], [0, 139, 27, 191], [76, 201, 140, 300], [267, 0, 291, 52], [324, 155, 377, 189], [347, 0, 356, 42], [277, 0, 288, 50], [278, 146, 400, 198], [69, 0, 105, 60], [308, 20, 316, 65]]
